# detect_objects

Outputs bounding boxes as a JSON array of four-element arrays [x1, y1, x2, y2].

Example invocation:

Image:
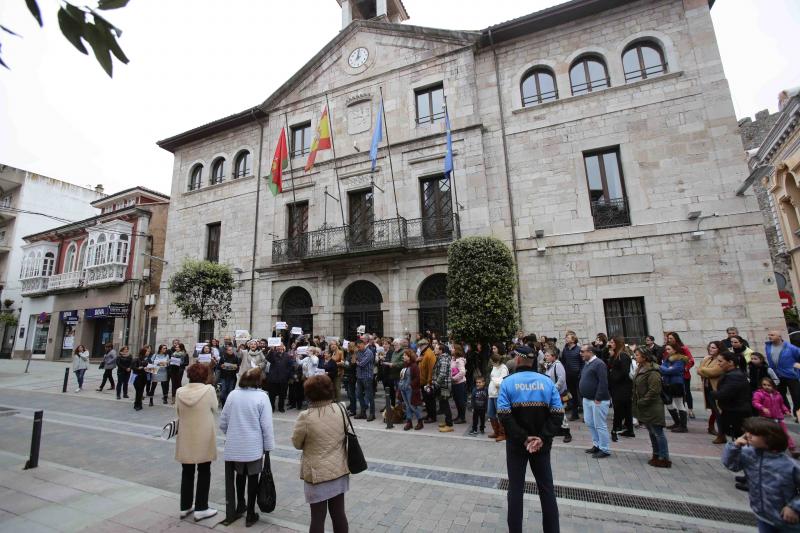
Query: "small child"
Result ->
[[753, 377, 796, 452], [722, 417, 800, 531], [470, 377, 488, 436]]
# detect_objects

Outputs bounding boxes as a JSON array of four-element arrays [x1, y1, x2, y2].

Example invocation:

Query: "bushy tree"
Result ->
[[168, 259, 235, 328], [447, 236, 518, 344]]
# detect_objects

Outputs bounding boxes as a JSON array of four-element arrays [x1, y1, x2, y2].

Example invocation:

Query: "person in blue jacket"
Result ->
[[660, 343, 688, 433], [765, 330, 800, 419], [497, 345, 563, 533]]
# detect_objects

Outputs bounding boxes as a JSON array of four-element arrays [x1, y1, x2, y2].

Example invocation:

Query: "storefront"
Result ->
[[86, 306, 115, 356], [27, 312, 50, 359], [59, 310, 78, 359]]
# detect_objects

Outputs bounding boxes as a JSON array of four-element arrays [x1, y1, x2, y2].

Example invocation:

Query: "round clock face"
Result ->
[[348, 47, 369, 68]]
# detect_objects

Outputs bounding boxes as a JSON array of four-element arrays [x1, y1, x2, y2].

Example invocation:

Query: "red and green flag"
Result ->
[[269, 127, 288, 196]]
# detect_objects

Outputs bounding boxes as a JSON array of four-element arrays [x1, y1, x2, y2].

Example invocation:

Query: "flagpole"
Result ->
[[444, 96, 461, 232], [324, 93, 347, 228], [379, 86, 401, 220], [283, 114, 300, 247]]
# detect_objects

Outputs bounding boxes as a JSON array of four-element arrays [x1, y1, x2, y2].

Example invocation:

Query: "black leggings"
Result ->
[[148, 381, 168, 399], [310, 492, 348, 533], [235, 472, 259, 516]]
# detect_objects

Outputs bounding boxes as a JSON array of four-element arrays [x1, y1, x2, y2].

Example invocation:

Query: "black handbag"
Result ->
[[338, 404, 367, 474], [256, 452, 276, 513], [660, 379, 673, 404]]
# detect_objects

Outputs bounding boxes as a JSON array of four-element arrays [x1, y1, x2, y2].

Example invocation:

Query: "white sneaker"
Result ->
[[74, 388, 81, 393], [179, 507, 193, 518], [194, 508, 217, 522]]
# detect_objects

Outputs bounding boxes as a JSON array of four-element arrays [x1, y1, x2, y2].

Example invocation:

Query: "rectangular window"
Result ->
[[198, 319, 214, 343], [291, 122, 312, 158], [206, 223, 221, 263], [603, 297, 648, 345], [583, 147, 630, 229], [348, 189, 374, 247], [415, 84, 445, 124], [148, 317, 158, 348], [287, 202, 309, 259], [419, 175, 454, 242]]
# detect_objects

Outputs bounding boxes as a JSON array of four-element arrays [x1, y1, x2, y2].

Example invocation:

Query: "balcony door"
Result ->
[[287, 202, 309, 259], [420, 176, 453, 243], [342, 280, 382, 341], [348, 189, 373, 248]]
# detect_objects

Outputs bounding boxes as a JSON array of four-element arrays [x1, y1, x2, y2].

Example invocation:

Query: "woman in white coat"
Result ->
[[72, 345, 90, 392]]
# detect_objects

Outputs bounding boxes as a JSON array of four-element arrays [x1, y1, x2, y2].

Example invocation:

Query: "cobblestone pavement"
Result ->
[[0, 360, 762, 532]]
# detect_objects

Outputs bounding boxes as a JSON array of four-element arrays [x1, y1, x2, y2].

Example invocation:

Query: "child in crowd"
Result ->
[[488, 353, 509, 442], [753, 377, 796, 453], [722, 417, 800, 532], [469, 376, 488, 436]]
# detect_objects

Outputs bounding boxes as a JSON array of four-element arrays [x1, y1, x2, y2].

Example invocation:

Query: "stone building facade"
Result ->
[[156, 0, 784, 350]]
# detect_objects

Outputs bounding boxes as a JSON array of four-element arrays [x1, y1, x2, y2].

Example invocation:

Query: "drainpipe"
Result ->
[[488, 29, 523, 324], [249, 109, 266, 333]]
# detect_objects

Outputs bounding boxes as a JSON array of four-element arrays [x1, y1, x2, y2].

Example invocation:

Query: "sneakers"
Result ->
[[74, 388, 81, 393], [468, 429, 478, 436], [439, 425, 454, 433], [194, 508, 218, 522], [180, 507, 194, 518], [592, 450, 611, 459]]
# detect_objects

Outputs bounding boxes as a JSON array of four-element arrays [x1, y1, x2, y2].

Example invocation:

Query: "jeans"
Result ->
[[506, 442, 559, 533], [219, 376, 237, 408], [181, 462, 211, 512], [757, 520, 782, 533], [487, 397, 498, 419], [438, 396, 453, 426], [583, 398, 611, 453], [356, 378, 375, 416], [452, 382, 467, 421], [400, 388, 423, 421], [645, 424, 669, 459], [116, 371, 129, 397], [268, 381, 288, 411], [472, 408, 486, 431], [99, 369, 115, 389], [345, 376, 357, 414], [74, 369, 86, 388]]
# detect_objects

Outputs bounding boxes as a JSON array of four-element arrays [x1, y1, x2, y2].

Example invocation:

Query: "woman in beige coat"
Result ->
[[175, 363, 218, 522], [292, 375, 349, 533]]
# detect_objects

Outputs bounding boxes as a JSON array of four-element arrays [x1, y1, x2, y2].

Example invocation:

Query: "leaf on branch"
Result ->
[[98, 0, 129, 10], [84, 21, 113, 76], [25, 0, 42, 27], [0, 45, 8, 69], [92, 14, 128, 63], [57, 7, 88, 55], [1, 25, 21, 37], [64, 3, 87, 23]]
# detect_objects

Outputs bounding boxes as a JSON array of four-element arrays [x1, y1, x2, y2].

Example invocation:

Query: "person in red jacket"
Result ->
[[666, 332, 695, 419]]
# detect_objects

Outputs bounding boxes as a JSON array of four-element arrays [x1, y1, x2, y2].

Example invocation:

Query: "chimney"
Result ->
[[95, 184, 104, 194]]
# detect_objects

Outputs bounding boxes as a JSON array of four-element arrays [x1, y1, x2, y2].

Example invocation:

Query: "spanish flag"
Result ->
[[304, 105, 332, 172], [270, 127, 288, 196]]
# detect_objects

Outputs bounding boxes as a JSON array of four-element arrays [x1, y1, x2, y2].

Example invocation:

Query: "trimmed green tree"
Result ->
[[168, 259, 235, 329], [447, 236, 518, 345]]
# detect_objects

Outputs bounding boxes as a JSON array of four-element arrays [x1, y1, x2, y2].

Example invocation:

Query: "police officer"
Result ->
[[497, 345, 563, 533]]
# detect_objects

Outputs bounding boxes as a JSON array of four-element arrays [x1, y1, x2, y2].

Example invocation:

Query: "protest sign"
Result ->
[[276, 321, 288, 330], [291, 327, 302, 335], [268, 337, 282, 347]]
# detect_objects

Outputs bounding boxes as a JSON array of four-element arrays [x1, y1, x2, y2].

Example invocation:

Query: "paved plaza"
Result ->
[[0, 360, 760, 532]]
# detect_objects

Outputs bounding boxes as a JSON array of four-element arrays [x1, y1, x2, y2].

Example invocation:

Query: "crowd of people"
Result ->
[[68, 325, 800, 532]]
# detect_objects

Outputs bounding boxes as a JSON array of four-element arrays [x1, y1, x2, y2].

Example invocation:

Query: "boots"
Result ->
[[495, 420, 506, 442], [712, 433, 727, 444], [562, 428, 572, 444], [671, 411, 688, 433], [666, 409, 680, 430], [149, 396, 154, 407], [707, 418, 717, 435], [488, 419, 499, 439], [403, 421, 413, 431], [414, 420, 423, 430]]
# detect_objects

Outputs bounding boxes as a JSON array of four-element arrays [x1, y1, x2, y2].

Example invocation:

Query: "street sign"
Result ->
[[779, 290, 794, 310], [109, 302, 129, 317]]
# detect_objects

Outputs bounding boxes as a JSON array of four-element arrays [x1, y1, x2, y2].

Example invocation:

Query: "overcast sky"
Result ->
[[0, 0, 797, 196]]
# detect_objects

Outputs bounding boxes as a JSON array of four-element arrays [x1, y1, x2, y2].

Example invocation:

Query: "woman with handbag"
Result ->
[[632, 347, 671, 468], [607, 336, 635, 441], [219, 368, 275, 527], [697, 341, 727, 444], [292, 374, 350, 533], [175, 363, 218, 521], [96, 342, 117, 392], [543, 349, 572, 443], [72, 344, 90, 393]]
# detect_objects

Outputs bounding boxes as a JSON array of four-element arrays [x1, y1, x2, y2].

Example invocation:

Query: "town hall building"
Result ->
[[155, 0, 784, 348]]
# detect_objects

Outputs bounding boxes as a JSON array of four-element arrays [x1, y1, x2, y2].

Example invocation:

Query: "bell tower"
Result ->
[[337, 0, 409, 30]]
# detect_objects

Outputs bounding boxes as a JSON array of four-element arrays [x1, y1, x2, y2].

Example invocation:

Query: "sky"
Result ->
[[0, 0, 797, 196]]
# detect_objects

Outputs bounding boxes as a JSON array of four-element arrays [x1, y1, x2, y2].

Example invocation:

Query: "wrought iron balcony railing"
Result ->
[[272, 213, 460, 265], [590, 197, 631, 229]]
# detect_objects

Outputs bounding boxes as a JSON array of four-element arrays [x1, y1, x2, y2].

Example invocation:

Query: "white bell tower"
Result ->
[[337, 0, 409, 30]]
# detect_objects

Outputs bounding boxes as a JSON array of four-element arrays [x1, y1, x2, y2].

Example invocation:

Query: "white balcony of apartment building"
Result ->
[[19, 250, 55, 296], [48, 270, 85, 290], [83, 235, 129, 287], [20, 275, 50, 296]]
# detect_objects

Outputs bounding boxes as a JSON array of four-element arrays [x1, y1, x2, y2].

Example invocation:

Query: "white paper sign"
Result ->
[[297, 346, 308, 355], [197, 354, 211, 363], [169, 357, 182, 366], [234, 330, 250, 341], [195, 342, 207, 354], [276, 321, 288, 330], [357, 325, 366, 334], [268, 337, 282, 347], [314, 368, 326, 375], [342, 340, 349, 349], [291, 327, 302, 335]]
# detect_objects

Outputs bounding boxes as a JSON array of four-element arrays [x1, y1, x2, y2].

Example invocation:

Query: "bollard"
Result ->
[[62, 367, 70, 393], [24, 410, 43, 470]]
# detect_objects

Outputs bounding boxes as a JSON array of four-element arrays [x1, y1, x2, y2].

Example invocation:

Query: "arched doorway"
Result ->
[[281, 287, 313, 337], [418, 274, 448, 337], [342, 280, 383, 340]]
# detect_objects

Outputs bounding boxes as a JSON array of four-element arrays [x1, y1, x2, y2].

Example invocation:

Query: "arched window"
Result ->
[[188, 164, 203, 191], [569, 55, 609, 95], [623, 41, 666, 82], [211, 158, 226, 185], [234, 151, 251, 178], [521, 68, 557, 107], [64, 243, 77, 273], [43, 252, 55, 277], [95, 234, 106, 265], [33, 252, 42, 276], [117, 235, 129, 263], [78, 241, 88, 271], [106, 236, 115, 263]]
